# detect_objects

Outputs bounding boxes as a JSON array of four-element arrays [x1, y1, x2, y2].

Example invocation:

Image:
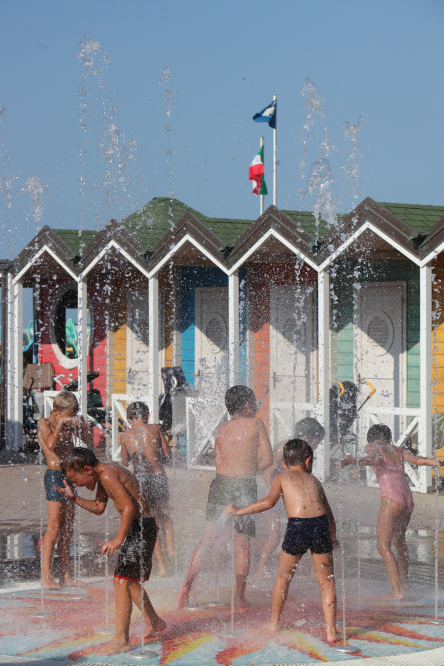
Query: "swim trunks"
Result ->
[[114, 517, 157, 581], [137, 471, 169, 509], [206, 474, 257, 537], [282, 515, 332, 556], [44, 469, 75, 503]]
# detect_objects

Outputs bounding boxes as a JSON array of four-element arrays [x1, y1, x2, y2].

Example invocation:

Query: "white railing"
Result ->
[[111, 394, 151, 461], [270, 402, 321, 449], [186, 396, 228, 470], [366, 407, 426, 493]]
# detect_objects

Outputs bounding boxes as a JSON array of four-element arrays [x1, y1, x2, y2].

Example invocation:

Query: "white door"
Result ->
[[270, 284, 317, 443], [355, 282, 406, 443], [192, 288, 229, 465], [126, 289, 165, 396]]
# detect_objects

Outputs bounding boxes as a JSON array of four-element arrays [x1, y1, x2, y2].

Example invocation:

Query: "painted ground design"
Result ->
[[2, 581, 444, 664]]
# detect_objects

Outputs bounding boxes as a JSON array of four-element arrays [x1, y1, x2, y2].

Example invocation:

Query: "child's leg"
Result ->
[[155, 507, 175, 559], [97, 577, 132, 654], [312, 551, 339, 644], [376, 498, 405, 600], [267, 550, 302, 632], [393, 510, 412, 590], [57, 502, 76, 586], [256, 510, 281, 580], [128, 580, 166, 636], [42, 501, 64, 589], [178, 522, 219, 607], [234, 532, 250, 608], [153, 535, 166, 577]]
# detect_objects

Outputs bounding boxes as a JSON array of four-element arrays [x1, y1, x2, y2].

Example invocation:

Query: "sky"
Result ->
[[0, 0, 443, 262]]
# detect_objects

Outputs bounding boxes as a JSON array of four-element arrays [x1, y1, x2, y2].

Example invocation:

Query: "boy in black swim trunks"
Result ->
[[226, 439, 342, 645], [178, 385, 273, 609], [57, 447, 165, 656]]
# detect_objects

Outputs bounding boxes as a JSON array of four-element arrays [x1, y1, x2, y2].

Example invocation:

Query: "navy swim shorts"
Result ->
[[114, 517, 157, 581], [282, 515, 333, 556]]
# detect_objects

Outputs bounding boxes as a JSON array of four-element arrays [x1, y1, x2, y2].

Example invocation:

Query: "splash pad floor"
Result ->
[[2, 577, 444, 665]]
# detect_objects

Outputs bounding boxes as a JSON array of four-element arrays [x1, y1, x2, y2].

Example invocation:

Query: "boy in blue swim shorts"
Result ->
[[38, 391, 93, 589], [226, 439, 342, 645]]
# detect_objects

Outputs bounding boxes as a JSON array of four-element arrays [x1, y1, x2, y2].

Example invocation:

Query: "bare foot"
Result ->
[[144, 617, 166, 637], [177, 587, 190, 609], [327, 629, 346, 645], [402, 581, 411, 591], [376, 590, 406, 602], [234, 598, 251, 610], [94, 640, 131, 655], [61, 576, 84, 588], [265, 621, 279, 633], [43, 577, 61, 590]]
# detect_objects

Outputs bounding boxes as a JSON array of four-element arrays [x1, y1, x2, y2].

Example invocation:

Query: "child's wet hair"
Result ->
[[283, 439, 313, 467], [53, 391, 79, 414], [126, 401, 150, 421], [225, 385, 256, 416], [367, 424, 392, 443], [62, 447, 99, 475], [294, 417, 325, 443]]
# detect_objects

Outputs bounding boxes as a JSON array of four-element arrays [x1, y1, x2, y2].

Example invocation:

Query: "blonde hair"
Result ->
[[53, 391, 79, 414]]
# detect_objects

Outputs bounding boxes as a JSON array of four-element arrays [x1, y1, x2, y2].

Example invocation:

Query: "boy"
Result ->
[[38, 391, 93, 589], [121, 401, 174, 576], [57, 447, 166, 655], [257, 418, 326, 579], [226, 439, 341, 644], [178, 385, 273, 609]]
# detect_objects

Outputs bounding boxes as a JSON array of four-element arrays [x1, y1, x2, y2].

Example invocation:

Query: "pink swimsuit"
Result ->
[[372, 444, 414, 514]]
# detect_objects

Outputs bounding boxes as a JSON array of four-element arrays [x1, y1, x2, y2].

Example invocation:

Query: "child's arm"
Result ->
[[38, 417, 69, 450], [225, 476, 282, 516], [99, 469, 137, 555], [340, 443, 381, 469], [56, 479, 108, 515], [120, 438, 129, 467], [319, 485, 336, 543], [257, 420, 273, 471], [263, 440, 286, 487], [77, 416, 94, 447], [401, 449, 444, 467], [159, 427, 171, 460]]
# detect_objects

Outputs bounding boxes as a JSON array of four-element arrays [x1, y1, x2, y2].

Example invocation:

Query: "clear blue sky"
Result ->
[[0, 0, 443, 260]]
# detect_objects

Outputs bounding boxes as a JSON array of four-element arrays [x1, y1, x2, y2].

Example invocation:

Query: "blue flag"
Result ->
[[253, 100, 277, 129]]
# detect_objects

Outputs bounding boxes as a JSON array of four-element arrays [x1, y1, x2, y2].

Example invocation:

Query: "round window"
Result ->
[[49, 284, 94, 369], [366, 311, 394, 356]]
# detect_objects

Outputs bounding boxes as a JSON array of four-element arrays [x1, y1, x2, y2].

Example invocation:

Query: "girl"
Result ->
[[340, 424, 443, 600]]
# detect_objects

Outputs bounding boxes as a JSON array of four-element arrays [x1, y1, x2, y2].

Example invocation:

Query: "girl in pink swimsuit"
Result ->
[[341, 424, 442, 601]]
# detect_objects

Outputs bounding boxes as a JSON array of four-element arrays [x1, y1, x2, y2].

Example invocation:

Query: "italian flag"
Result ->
[[249, 146, 268, 196]]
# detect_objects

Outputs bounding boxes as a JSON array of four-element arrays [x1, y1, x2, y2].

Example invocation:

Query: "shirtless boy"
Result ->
[[121, 401, 174, 576], [57, 447, 166, 655], [178, 385, 273, 609], [257, 418, 326, 579], [226, 439, 341, 645], [38, 391, 93, 589]]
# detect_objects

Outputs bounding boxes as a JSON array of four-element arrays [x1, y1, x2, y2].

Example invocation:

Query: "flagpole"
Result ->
[[260, 136, 264, 215], [273, 94, 277, 207]]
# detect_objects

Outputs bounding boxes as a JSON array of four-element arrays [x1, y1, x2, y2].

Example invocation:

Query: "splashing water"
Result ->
[[24, 175, 48, 231], [342, 114, 364, 205], [159, 67, 175, 228], [0, 107, 14, 209]]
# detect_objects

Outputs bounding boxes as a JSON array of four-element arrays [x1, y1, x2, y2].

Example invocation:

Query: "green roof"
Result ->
[[53, 229, 98, 256], [377, 202, 444, 235], [122, 197, 253, 250], [281, 210, 333, 240]]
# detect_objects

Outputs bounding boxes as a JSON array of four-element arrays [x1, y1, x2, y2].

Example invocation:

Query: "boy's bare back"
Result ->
[[121, 424, 168, 475], [274, 470, 328, 519], [94, 462, 152, 519], [215, 416, 272, 478]]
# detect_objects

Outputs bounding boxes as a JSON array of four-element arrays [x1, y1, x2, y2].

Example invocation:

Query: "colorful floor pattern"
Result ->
[[2, 580, 444, 664]]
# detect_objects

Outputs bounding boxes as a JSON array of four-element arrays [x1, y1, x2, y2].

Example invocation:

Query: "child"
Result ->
[[38, 391, 93, 589], [340, 423, 444, 600], [257, 418, 326, 579], [226, 439, 340, 644], [178, 385, 273, 609], [120, 401, 175, 576], [57, 447, 166, 655]]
